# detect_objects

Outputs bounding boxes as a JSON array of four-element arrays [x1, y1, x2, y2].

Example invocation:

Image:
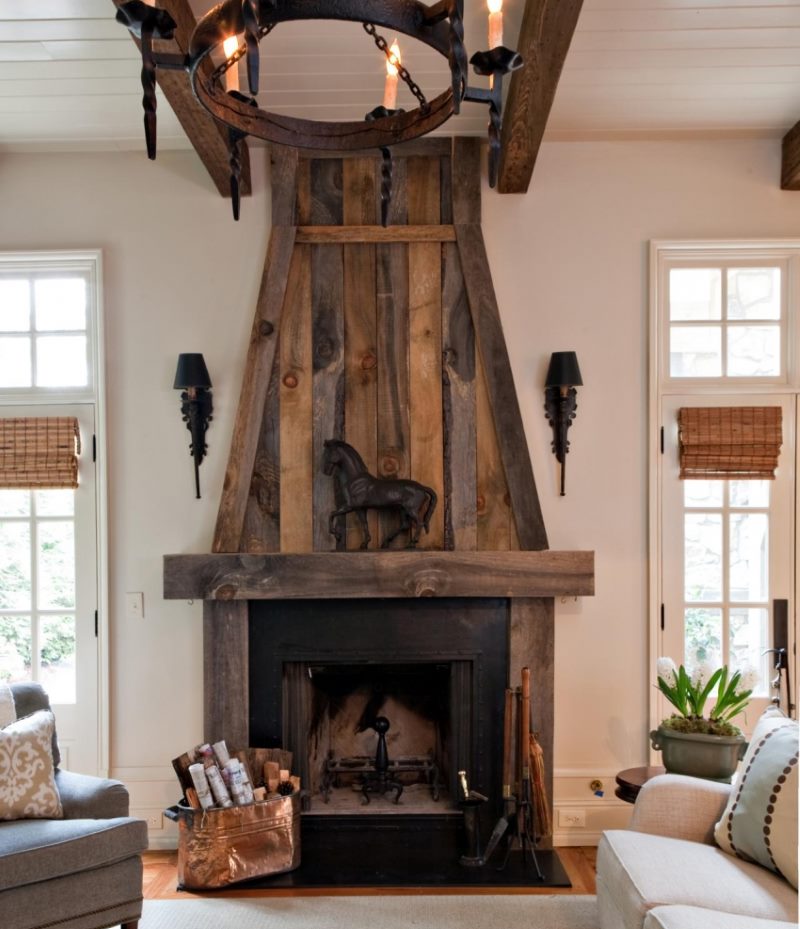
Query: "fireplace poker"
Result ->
[[518, 667, 544, 879], [481, 687, 517, 866]]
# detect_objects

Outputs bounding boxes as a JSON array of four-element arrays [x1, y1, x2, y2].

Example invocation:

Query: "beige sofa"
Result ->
[[597, 773, 798, 929]]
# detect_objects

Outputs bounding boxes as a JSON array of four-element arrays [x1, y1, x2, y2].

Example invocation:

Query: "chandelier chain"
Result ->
[[362, 22, 429, 112]]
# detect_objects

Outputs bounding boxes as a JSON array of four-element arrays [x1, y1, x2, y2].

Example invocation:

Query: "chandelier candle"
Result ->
[[488, 0, 503, 49], [383, 40, 401, 110], [223, 35, 239, 93]]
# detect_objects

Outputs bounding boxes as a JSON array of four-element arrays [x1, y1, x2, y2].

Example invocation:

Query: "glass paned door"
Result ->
[[661, 394, 796, 734], [0, 404, 98, 773]]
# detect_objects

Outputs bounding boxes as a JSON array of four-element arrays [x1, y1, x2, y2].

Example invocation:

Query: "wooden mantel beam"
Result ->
[[498, 0, 584, 194], [164, 550, 595, 600], [112, 0, 251, 198], [782, 120, 800, 190]]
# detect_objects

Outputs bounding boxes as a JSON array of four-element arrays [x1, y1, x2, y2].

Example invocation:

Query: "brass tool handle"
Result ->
[[521, 667, 531, 779], [502, 688, 514, 797]]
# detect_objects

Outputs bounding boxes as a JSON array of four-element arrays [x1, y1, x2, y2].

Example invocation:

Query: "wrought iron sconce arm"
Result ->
[[174, 353, 213, 500], [543, 351, 583, 497]]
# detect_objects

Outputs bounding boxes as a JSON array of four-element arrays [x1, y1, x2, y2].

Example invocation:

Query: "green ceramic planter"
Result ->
[[650, 725, 747, 782]]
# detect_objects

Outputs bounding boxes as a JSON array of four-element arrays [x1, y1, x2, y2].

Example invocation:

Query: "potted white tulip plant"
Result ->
[[650, 657, 758, 780]]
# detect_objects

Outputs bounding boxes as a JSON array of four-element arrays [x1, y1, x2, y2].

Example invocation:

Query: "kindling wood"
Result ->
[[164, 550, 594, 601]]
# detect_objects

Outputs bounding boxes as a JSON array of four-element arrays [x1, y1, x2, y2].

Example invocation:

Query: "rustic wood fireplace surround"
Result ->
[[163, 137, 594, 836]]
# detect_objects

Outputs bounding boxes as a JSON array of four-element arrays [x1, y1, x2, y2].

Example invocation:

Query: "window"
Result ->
[[664, 259, 786, 380], [0, 251, 104, 774], [651, 242, 799, 736]]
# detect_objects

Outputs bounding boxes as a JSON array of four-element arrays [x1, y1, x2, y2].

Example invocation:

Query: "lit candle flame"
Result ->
[[223, 35, 239, 92], [387, 40, 401, 76], [488, 0, 503, 48], [383, 40, 401, 110]]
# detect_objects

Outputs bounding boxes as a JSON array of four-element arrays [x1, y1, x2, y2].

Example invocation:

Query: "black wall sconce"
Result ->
[[174, 353, 213, 499], [544, 351, 583, 497]]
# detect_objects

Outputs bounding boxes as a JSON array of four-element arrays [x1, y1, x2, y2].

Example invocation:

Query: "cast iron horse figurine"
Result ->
[[323, 439, 437, 549]]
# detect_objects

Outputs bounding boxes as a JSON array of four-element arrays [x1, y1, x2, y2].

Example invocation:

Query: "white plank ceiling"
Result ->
[[0, 0, 798, 151]]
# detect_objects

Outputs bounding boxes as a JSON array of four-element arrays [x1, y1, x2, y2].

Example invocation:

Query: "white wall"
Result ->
[[0, 138, 797, 844]]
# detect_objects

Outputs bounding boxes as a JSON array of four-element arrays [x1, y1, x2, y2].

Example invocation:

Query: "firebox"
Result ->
[[249, 598, 509, 820]]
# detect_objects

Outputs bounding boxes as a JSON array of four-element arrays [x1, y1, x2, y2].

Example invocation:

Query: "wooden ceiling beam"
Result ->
[[782, 120, 800, 190], [112, 0, 251, 198], [497, 0, 584, 194]]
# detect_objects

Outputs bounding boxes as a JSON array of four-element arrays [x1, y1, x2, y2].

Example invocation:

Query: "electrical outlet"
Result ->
[[144, 812, 163, 831], [558, 809, 586, 828]]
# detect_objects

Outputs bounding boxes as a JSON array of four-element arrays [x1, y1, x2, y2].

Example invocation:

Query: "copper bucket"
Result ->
[[165, 792, 301, 889]]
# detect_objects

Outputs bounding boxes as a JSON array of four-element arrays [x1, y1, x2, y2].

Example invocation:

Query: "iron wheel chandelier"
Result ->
[[116, 0, 523, 223]]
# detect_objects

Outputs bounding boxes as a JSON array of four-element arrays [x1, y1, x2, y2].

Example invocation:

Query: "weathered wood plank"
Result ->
[[310, 159, 345, 551], [456, 223, 548, 551], [272, 145, 299, 226], [112, 0, 251, 198], [442, 241, 477, 551], [509, 597, 554, 849], [376, 164, 410, 549], [165, 550, 595, 600], [343, 158, 379, 550], [476, 348, 512, 550], [213, 225, 297, 553], [296, 225, 456, 243], [782, 119, 800, 189], [240, 338, 280, 553], [408, 156, 444, 549], [279, 245, 313, 553], [203, 600, 249, 745], [451, 137, 481, 225], [498, 0, 585, 194]]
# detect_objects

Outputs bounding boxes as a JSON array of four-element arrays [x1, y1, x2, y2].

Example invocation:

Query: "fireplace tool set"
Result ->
[[458, 666, 545, 876]]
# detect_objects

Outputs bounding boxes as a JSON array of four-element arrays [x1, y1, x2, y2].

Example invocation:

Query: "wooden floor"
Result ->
[[142, 847, 597, 898]]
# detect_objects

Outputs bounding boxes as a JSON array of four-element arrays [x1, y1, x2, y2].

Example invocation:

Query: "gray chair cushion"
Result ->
[[0, 817, 148, 891]]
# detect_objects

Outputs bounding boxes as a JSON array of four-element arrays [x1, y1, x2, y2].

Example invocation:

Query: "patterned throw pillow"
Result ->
[[0, 709, 63, 820], [714, 709, 798, 889]]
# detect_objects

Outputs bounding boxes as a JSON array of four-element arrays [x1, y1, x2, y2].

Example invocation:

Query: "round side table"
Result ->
[[615, 766, 666, 803]]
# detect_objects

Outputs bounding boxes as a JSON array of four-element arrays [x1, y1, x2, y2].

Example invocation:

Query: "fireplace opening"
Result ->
[[301, 662, 454, 813], [249, 598, 509, 824]]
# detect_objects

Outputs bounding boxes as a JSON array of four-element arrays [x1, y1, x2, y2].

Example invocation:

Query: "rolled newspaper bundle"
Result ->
[[213, 740, 230, 767], [205, 763, 233, 808], [188, 762, 215, 810], [225, 759, 247, 805]]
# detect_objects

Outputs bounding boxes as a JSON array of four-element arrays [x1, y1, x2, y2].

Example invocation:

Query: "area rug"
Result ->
[[141, 894, 598, 929]]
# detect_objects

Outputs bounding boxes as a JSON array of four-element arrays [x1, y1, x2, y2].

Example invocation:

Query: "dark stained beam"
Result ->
[[498, 0, 584, 194], [112, 0, 251, 197], [782, 120, 800, 190], [164, 550, 595, 600]]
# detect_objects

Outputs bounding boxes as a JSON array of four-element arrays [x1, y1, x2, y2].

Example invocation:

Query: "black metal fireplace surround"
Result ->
[[246, 597, 570, 888]]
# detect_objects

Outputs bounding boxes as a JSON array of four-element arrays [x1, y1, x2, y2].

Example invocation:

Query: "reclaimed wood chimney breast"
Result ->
[[163, 137, 594, 833]]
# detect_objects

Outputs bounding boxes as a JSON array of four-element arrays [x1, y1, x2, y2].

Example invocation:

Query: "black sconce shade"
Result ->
[[174, 353, 212, 390], [545, 351, 583, 389]]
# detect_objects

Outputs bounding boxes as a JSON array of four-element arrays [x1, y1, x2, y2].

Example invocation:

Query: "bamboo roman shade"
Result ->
[[0, 417, 81, 489], [678, 407, 782, 480]]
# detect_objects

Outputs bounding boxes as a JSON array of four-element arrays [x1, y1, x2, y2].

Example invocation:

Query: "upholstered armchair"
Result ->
[[0, 683, 148, 929]]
